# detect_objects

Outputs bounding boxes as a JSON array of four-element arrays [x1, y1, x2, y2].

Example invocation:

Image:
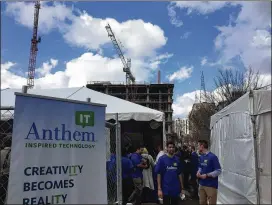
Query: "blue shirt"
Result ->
[[155, 154, 182, 197], [122, 157, 134, 179], [191, 152, 199, 171], [130, 153, 143, 179], [107, 154, 116, 183], [198, 152, 221, 189]]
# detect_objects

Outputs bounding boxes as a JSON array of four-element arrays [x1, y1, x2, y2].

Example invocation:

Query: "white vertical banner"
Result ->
[[7, 93, 107, 205]]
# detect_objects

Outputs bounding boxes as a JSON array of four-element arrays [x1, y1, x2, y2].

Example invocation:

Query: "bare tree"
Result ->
[[188, 68, 263, 143], [188, 103, 216, 143], [204, 67, 263, 110]]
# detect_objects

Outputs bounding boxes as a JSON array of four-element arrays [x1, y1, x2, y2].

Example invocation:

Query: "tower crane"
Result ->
[[105, 23, 135, 85], [27, 1, 41, 89]]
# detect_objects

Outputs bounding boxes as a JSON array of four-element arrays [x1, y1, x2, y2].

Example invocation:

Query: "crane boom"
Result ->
[[105, 23, 135, 84], [27, 1, 41, 89]]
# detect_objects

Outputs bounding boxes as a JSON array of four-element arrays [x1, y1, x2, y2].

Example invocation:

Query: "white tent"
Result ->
[[210, 90, 271, 204], [1, 86, 164, 122]]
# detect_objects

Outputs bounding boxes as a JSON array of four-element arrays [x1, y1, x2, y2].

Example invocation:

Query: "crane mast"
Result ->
[[105, 23, 135, 84], [27, 1, 41, 89]]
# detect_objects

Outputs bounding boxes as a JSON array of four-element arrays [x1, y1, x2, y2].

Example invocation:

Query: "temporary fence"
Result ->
[[0, 107, 123, 205], [0, 107, 14, 205]]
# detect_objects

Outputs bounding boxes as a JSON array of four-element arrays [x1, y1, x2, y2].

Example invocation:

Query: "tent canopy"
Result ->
[[1, 87, 164, 122], [210, 90, 271, 204], [210, 90, 272, 129]]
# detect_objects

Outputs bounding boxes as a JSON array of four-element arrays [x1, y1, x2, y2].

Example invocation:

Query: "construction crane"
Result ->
[[27, 1, 41, 89], [105, 23, 135, 85]]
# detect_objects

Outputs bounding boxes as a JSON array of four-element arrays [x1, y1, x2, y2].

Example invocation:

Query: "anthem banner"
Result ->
[[7, 93, 107, 204]]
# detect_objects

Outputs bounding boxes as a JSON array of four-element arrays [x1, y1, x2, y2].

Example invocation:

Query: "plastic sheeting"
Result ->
[[1, 87, 164, 122], [210, 90, 271, 204]]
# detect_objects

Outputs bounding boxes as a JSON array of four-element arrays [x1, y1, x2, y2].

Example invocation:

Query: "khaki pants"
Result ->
[[128, 177, 143, 205], [199, 185, 217, 205]]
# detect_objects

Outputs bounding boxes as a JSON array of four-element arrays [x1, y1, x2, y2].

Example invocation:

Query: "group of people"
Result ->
[[107, 139, 221, 205]]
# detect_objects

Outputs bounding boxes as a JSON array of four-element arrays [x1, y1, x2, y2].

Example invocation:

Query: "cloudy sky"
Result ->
[[1, 1, 271, 118]]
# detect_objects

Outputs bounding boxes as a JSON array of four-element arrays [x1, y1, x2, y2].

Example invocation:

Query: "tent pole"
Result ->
[[163, 113, 166, 149], [115, 113, 122, 205], [249, 90, 261, 205]]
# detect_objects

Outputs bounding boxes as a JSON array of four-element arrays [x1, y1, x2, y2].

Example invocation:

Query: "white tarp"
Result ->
[[7, 93, 107, 204], [1, 87, 163, 122], [210, 90, 271, 204]]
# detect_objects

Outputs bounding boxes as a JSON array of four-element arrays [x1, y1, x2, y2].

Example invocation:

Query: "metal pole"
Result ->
[[22, 85, 28, 93], [249, 90, 261, 205], [163, 113, 166, 149], [115, 113, 122, 205]]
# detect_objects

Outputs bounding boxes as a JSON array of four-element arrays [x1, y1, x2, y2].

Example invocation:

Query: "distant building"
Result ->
[[86, 81, 174, 133], [173, 118, 190, 138]]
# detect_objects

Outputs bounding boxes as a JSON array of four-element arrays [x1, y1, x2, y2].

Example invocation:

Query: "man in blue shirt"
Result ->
[[128, 145, 147, 205], [196, 140, 221, 205], [121, 148, 134, 205], [156, 141, 185, 205]]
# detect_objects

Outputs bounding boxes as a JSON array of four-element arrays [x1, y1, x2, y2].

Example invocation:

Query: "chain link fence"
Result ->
[[0, 107, 14, 205], [0, 107, 121, 205], [106, 121, 117, 204]]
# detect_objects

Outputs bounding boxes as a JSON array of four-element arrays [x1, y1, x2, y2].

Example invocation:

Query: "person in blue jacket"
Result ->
[[128, 145, 147, 205], [155, 141, 185, 205], [196, 140, 221, 205]]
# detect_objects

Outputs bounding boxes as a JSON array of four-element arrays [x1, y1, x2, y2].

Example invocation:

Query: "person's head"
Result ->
[[166, 141, 175, 155], [142, 147, 148, 154], [191, 145, 195, 152], [135, 144, 144, 154], [183, 145, 188, 151], [157, 145, 163, 152], [198, 140, 209, 153]]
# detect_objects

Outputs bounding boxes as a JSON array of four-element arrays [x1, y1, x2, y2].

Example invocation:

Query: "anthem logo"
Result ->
[[75, 111, 95, 128]]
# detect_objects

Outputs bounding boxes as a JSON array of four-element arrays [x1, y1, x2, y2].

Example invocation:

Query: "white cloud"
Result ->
[[5, 2, 73, 34], [167, 66, 193, 82], [1, 50, 157, 89], [4, 2, 169, 85], [169, 1, 271, 75], [1, 62, 16, 71], [201, 57, 207, 66], [171, 1, 234, 15], [149, 53, 173, 70], [3, 1, 173, 91], [180, 31, 191, 39], [36, 59, 58, 77], [213, 1, 271, 74], [1, 62, 27, 89], [167, 4, 183, 27], [173, 90, 201, 117], [5, 2, 167, 60]]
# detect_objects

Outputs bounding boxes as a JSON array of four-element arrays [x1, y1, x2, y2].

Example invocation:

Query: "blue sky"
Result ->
[[1, 1, 271, 117]]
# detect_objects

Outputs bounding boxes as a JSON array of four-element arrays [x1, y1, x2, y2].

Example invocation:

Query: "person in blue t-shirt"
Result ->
[[155, 141, 185, 205], [196, 140, 221, 205], [121, 148, 134, 205], [128, 145, 147, 205]]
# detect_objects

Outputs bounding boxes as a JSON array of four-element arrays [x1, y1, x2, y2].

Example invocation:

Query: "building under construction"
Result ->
[[86, 78, 174, 133]]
